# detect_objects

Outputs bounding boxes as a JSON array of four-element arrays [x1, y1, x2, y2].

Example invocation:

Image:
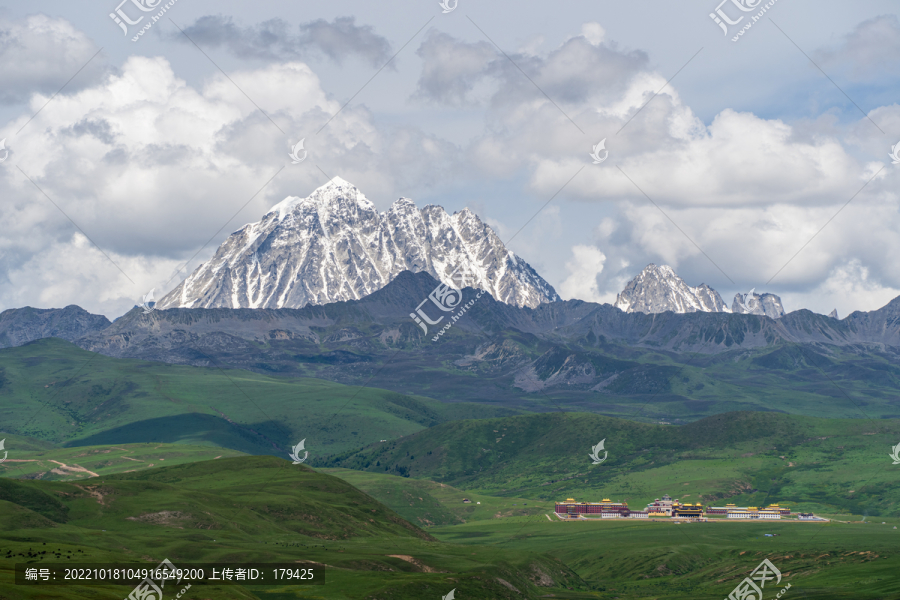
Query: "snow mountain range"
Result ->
[[614, 264, 786, 318], [152, 177, 802, 320], [157, 178, 559, 311]]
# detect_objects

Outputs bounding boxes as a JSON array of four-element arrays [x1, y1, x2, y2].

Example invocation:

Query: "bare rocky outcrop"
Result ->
[[732, 291, 786, 319]]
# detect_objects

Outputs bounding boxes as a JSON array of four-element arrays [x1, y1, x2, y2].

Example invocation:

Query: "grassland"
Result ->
[[0, 338, 520, 457], [2, 454, 898, 599], [430, 514, 900, 599], [4, 338, 900, 598]]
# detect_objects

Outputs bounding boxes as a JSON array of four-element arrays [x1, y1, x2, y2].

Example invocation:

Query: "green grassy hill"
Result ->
[[0, 338, 520, 457], [322, 411, 900, 516], [0, 456, 585, 599]]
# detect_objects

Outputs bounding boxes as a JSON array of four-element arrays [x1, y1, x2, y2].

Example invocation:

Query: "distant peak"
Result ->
[[641, 263, 675, 277], [321, 176, 354, 188], [616, 264, 727, 315]]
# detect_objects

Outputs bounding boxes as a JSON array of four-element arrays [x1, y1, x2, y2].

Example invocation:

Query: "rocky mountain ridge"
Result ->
[[0, 305, 111, 348], [6, 272, 900, 414], [7, 271, 900, 359]]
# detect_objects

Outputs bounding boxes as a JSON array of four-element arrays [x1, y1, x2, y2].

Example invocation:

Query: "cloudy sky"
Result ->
[[1, 0, 898, 318]]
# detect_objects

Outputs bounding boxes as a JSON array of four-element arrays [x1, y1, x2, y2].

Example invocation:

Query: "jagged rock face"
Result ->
[[157, 178, 559, 310], [614, 264, 728, 314], [732, 291, 785, 319], [828, 309, 838, 319], [0, 305, 111, 349]]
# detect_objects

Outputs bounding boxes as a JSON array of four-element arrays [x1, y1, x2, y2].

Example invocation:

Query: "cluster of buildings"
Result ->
[[644, 494, 704, 518], [555, 495, 797, 520], [706, 503, 790, 519], [555, 498, 649, 519]]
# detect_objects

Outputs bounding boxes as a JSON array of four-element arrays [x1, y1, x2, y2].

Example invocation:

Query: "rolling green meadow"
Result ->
[[1, 454, 898, 599], [2, 339, 899, 598]]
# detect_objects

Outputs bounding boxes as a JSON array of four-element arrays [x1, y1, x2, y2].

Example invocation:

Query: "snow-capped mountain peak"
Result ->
[[157, 178, 559, 310], [614, 263, 729, 314]]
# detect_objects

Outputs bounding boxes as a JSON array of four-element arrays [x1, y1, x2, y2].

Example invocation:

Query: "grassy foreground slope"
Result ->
[[322, 411, 900, 516], [0, 456, 585, 599], [431, 514, 900, 600], [0, 338, 519, 456]]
